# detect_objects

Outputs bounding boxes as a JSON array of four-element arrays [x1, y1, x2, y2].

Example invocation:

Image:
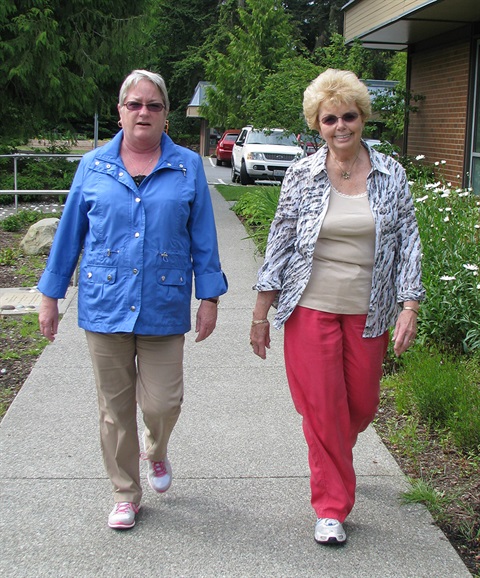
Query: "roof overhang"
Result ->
[[343, 0, 480, 50]]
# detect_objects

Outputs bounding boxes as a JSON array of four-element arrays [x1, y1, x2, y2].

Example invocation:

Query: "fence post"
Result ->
[[13, 155, 18, 212]]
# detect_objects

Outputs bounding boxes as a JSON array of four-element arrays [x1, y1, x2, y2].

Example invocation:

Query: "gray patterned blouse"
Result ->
[[254, 141, 425, 337]]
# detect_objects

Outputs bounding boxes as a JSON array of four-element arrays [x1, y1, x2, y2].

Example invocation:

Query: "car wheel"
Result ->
[[240, 162, 254, 185], [216, 157, 222, 166]]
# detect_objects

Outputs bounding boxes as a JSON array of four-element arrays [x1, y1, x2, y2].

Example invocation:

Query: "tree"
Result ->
[[250, 55, 320, 134], [371, 52, 425, 142], [283, 0, 344, 52], [203, 0, 299, 128], [141, 0, 222, 112], [315, 33, 393, 80], [0, 1, 148, 144]]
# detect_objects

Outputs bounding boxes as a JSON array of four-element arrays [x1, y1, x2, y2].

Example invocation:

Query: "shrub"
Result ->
[[0, 155, 78, 206], [0, 247, 17, 265], [390, 345, 480, 452], [1, 209, 62, 232], [412, 182, 480, 352], [232, 186, 280, 255]]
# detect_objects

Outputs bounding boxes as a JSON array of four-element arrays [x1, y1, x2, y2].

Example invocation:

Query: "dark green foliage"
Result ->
[[0, 1, 149, 144], [0, 156, 78, 205], [1, 209, 61, 232]]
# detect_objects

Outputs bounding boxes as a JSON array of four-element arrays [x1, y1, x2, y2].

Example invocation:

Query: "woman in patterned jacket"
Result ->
[[250, 68, 424, 544]]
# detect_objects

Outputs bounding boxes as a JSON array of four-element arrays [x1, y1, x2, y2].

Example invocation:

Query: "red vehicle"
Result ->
[[215, 130, 241, 166]]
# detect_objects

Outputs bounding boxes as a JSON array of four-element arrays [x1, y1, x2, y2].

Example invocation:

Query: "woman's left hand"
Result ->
[[392, 310, 418, 356], [195, 300, 218, 342]]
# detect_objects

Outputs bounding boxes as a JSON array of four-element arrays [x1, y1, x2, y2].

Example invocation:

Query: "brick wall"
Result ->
[[408, 39, 470, 187]]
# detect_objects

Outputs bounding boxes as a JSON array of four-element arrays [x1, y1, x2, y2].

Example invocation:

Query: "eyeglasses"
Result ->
[[123, 101, 166, 112], [320, 112, 360, 126]]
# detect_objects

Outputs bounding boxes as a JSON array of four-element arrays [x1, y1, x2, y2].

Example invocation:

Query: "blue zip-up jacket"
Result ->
[[38, 131, 228, 335]]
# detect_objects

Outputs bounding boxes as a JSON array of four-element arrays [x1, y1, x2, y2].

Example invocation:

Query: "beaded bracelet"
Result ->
[[403, 306, 419, 314], [251, 319, 269, 326]]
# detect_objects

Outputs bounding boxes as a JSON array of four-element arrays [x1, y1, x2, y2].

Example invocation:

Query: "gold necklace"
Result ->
[[330, 148, 361, 180]]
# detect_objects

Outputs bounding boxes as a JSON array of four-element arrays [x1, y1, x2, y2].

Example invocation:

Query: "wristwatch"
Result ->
[[204, 297, 219, 304]]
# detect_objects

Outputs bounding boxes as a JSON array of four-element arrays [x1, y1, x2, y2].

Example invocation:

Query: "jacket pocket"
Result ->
[[157, 269, 186, 286], [82, 265, 118, 309], [84, 265, 117, 284], [156, 251, 188, 286]]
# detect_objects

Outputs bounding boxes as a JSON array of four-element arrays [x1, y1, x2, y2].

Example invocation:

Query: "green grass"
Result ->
[[402, 478, 451, 518], [17, 255, 48, 286], [214, 184, 248, 202]]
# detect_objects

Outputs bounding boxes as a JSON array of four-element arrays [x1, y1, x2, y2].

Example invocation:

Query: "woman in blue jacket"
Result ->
[[38, 70, 228, 530]]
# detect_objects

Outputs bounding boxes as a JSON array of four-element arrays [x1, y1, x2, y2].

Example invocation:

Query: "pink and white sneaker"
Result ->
[[108, 502, 140, 529], [142, 433, 173, 494], [147, 457, 172, 493]]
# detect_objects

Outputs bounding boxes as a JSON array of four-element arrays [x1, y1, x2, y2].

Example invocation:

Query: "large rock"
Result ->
[[20, 218, 60, 256]]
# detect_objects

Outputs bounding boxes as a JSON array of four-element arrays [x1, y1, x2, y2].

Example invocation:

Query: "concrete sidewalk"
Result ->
[[0, 187, 471, 577]]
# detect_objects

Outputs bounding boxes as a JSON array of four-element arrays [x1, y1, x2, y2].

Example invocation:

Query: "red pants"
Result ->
[[284, 307, 389, 522]]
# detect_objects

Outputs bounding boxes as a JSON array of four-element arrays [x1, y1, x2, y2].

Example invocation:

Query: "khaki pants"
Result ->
[[85, 331, 185, 504]]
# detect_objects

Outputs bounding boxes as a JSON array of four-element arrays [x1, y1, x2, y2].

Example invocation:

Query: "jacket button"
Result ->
[[134, 232, 140, 238], [135, 197, 141, 203], [133, 269, 138, 275], [106, 164, 111, 169], [119, 171, 124, 177], [130, 306, 136, 311], [87, 272, 92, 278], [179, 277, 183, 282], [107, 274, 112, 281], [161, 275, 166, 281]]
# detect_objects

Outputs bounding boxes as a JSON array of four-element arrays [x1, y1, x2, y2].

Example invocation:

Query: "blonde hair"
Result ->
[[118, 70, 170, 112], [303, 68, 371, 132]]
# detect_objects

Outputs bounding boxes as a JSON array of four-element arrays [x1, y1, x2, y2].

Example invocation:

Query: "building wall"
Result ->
[[408, 39, 470, 187]]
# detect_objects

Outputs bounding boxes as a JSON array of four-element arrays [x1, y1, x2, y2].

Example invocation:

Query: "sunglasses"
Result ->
[[320, 112, 360, 126], [123, 101, 166, 112]]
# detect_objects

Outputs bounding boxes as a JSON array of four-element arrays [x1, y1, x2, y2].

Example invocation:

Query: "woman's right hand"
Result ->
[[39, 295, 59, 342], [249, 290, 278, 359], [250, 320, 271, 359]]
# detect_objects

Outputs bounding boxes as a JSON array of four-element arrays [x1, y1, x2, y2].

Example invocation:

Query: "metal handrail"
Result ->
[[0, 152, 82, 211]]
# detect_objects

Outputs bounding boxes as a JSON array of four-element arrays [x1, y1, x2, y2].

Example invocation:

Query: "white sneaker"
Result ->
[[147, 457, 172, 493], [108, 502, 140, 530], [314, 518, 347, 544]]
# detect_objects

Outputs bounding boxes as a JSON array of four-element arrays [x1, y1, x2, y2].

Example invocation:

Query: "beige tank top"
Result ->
[[298, 185, 375, 314]]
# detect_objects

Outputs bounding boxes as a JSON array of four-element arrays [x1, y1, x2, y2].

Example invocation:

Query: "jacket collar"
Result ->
[[92, 130, 186, 169]]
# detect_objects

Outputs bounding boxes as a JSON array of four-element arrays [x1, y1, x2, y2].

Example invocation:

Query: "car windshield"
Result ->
[[246, 130, 297, 146]]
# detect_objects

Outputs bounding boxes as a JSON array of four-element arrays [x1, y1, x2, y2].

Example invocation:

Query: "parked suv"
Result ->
[[231, 127, 305, 185]]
